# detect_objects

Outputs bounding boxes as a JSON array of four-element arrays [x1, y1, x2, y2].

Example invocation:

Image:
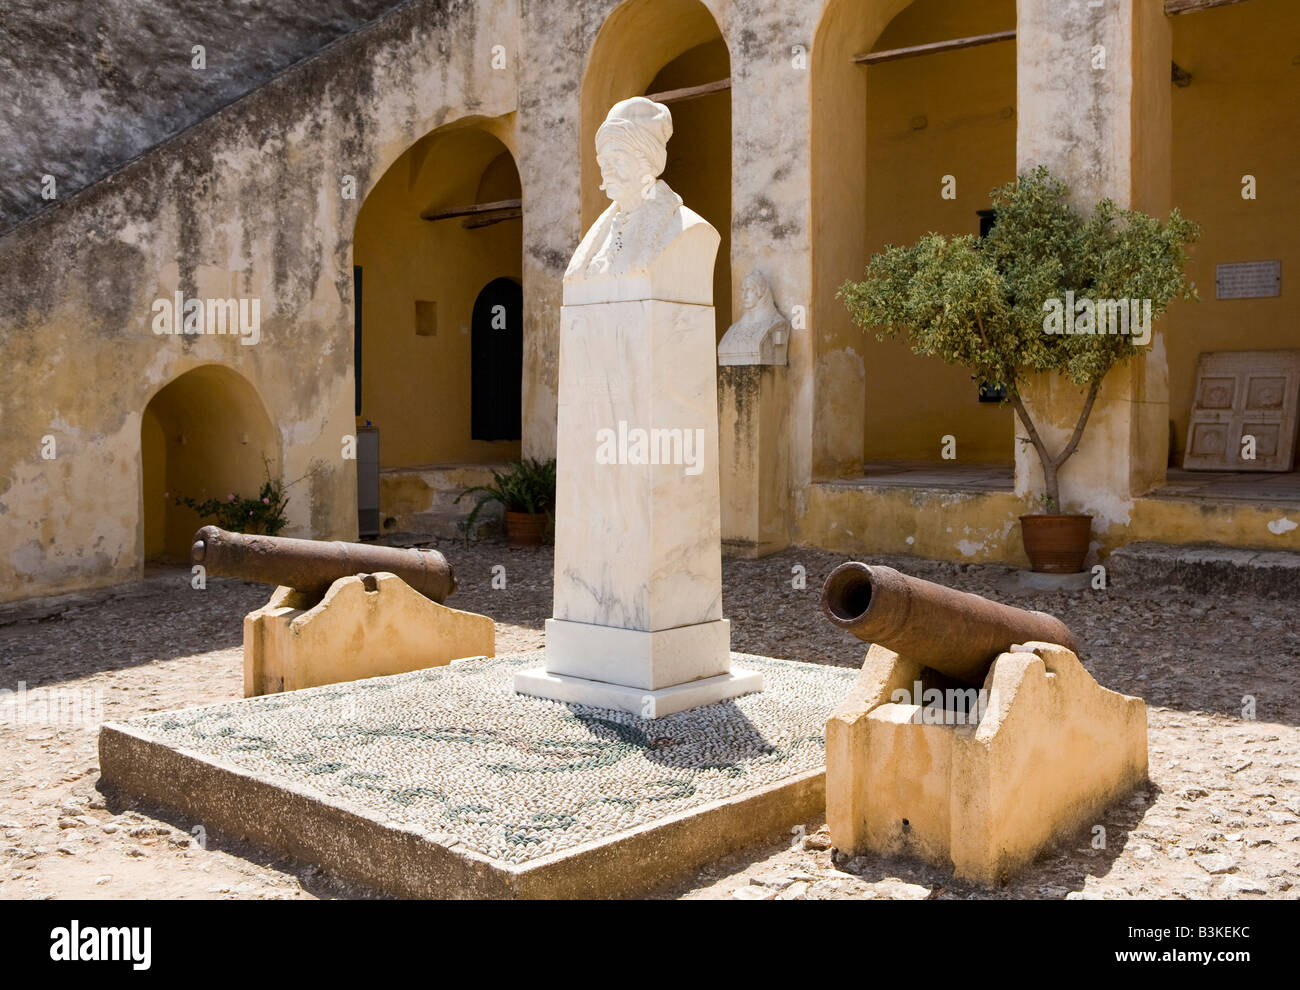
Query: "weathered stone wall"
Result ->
[[0, 0, 519, 601], [1, 0, 829, 601]]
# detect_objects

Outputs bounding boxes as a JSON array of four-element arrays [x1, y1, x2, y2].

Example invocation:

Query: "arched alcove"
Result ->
[[812, 0, 1017, 476], [141, 364, 280, 561], [353, 121, 523, 468]]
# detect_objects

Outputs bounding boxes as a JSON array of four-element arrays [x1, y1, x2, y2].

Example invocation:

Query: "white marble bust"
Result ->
[[717, 270, 790, 365], [563, 97, 719, 306]]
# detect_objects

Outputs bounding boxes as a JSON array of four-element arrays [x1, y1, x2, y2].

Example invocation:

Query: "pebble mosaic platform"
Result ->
[[106, 652, 856, 872]]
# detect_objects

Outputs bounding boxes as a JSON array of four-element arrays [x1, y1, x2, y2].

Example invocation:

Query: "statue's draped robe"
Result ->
[[565, 180, 687, 283]]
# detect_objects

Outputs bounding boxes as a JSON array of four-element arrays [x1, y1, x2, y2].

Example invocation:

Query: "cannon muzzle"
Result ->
[[821, 562, 1077, 684], [190, 526, 456, 603]]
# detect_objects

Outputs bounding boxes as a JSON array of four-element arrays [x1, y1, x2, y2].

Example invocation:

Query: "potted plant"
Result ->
[[455, 458, 557, 547], [839, 166, 1198, 572]]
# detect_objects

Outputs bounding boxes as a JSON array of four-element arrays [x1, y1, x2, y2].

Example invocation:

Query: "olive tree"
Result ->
[[838, 166, 1198, 509]]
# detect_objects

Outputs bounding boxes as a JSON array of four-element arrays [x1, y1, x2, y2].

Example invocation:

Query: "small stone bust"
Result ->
[[717, 271, 790, 366]]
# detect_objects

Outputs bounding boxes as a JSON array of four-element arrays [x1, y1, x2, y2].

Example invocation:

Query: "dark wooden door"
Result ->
[[471, 277, 523, 442]]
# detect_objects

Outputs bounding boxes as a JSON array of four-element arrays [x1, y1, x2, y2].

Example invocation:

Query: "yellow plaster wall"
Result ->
[[858, 0, 1017, 465], [141, 406, 167, 560], [1130, 495, 1300, 553], [1166, 0, 1300, 465], [800, 474, 1300, 568], [804, 481, 1032, 565], [811, 0, 913, 479], [648, 39, 732, 337], [354, 124, 523, 469]]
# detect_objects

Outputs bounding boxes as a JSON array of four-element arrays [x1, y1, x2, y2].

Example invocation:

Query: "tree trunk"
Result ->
[[1011, 379, 1102, 512], [1041, 459, 1060, 510]]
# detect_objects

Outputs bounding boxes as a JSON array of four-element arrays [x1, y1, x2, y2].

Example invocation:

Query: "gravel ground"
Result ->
[[1, 540, 1297, 900]]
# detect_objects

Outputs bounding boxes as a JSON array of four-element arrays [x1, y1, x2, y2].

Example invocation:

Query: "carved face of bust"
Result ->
[[596, 141, 650, 214], [741, 273, 767, 312], [594, 98, 672, 215]]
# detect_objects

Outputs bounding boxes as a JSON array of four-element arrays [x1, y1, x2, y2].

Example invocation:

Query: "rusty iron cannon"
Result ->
[[820, 561, 1077, 684], [190, 525, 457, 603]]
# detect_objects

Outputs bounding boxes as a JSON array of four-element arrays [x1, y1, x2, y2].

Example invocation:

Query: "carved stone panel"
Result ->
[[1183, 350, 1300, 471]]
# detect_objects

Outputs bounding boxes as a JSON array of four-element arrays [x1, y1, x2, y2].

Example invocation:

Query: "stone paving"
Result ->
[[1, 541, 1297, 899], [110, 652, 853, 866]]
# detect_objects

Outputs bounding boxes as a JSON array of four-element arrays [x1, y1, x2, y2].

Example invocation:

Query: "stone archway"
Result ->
[[812, 0, 1017, 477], [353, 121, 523, 468], [140, 364, 280, 562]]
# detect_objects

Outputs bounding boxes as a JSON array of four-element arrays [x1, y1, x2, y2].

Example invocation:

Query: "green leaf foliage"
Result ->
[[838, 166, 1200, 397], [454, 458, 557, 544], [174, 461, 289, 536]]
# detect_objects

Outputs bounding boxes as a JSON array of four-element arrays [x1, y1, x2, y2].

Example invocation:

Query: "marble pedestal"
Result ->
[[514, 298, 761, 717], [513, 645, 762, 719]]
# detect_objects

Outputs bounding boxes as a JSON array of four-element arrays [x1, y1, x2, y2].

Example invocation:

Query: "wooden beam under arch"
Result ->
[[462, 208, 522, 229], [420, 198, 522, 223], [1165, 0, 1257, 14], [645, 77, 731, 105], [853, 29, 1015, 65]]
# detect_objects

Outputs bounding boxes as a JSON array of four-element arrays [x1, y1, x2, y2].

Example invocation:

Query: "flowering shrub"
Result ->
[[172, 469, 288, 536]]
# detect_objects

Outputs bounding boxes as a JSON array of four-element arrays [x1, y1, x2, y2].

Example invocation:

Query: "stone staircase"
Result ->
[[1105, 542, 1300, 599]]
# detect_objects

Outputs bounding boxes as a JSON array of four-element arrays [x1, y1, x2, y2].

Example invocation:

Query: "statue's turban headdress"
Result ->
[[596, 97, 673, 179]]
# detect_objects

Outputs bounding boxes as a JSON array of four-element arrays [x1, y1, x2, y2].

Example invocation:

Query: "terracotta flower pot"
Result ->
[[1019, 513, 1092, 574], [503, 510, 550, 548]]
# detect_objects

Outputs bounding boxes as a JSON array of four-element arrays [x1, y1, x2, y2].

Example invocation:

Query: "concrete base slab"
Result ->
[[98, 652, 854, 898], [512, 665, 763, 718]]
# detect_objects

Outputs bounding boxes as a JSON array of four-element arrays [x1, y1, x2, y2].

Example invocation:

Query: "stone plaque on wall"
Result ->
[[1183, 350, 1300, 472], [1215, 260, 1281, 299]]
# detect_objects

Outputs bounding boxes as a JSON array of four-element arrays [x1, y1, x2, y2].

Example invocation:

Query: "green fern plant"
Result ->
[[454, 458, 557, 544]]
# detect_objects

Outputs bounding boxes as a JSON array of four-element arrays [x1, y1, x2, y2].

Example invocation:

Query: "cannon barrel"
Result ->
[[820, 562, 1077, 684], [190, 526, 456, 603]]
